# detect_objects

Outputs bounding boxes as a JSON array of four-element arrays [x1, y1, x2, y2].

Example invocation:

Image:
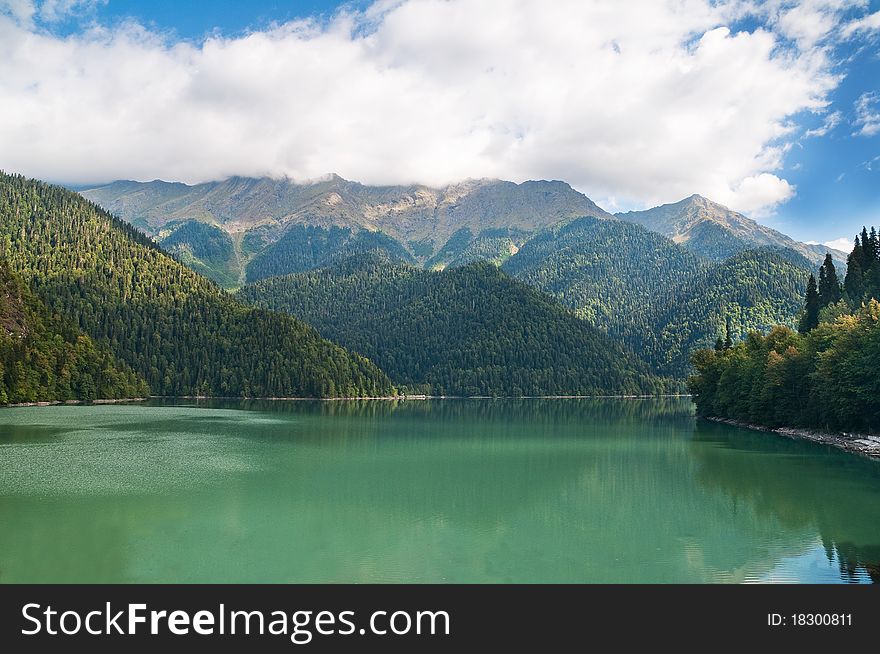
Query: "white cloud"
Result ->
[[0, 0, 103, 25], [842, 9, 880, 36], [763, 0, 864, 48], [0, 0, 865, 215], [854, 91, 880, 136], [824, 236, 856, 251], [720, 173, 796, 215], [0, 0, 35, 25], [805, 109, 842, 137]]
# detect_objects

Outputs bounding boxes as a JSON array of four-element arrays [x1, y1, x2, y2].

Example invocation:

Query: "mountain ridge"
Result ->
[[616, 194, 846, 264]]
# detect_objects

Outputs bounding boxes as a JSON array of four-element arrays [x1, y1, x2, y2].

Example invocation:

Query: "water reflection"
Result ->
[[0, 399, 878, 583], [691, 421, 880, 583]]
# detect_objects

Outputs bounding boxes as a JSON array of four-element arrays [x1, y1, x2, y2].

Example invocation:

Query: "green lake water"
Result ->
[[1, 398, 878, 583]]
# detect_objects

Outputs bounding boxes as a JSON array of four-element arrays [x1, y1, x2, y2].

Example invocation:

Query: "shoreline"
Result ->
[[705, 416, 880, 460], [2, 393, 693, 408], [3, 397, 149, 408]]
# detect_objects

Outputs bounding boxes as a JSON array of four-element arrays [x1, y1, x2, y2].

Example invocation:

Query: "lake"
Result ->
[[1, 398, 878, 583]]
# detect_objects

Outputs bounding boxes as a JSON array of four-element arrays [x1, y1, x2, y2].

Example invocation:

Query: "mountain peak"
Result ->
[[617, 194, 844, 265]]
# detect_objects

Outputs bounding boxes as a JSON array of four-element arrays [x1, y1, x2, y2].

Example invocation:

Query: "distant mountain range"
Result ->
[[616, 194, 844, 264], [77, 174, 840, 382], [81, 175, 841, 287]]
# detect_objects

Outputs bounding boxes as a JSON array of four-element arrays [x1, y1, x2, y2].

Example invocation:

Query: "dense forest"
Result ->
[[425, 227, 529, 269], [160, 220, 241, 288], [502, 217, 706, 335], [636, 247, 813, 376], [0, 172, 393, 401], [689, 229, 880, 432], [245, 225, 415, 283], [238, 252, 668, 397], [500, 217, 813, 376], [0, 259, 148, 403]]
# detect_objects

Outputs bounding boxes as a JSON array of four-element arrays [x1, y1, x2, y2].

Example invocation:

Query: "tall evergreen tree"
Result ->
[[861, 227, 874, 261], [818, 254, 842, 307], [799, 273, 820, 334], [845, 254, 865, 304], [724, 320, 733, 350]]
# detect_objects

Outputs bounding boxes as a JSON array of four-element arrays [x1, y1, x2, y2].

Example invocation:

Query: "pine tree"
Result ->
[[818, 254, 841, 307], [724, 320, 733, 349], [799, 273, 820, 334], [861, 227, 874, 261], [845, 255, 865, 304], [714, 335, 724, 352]]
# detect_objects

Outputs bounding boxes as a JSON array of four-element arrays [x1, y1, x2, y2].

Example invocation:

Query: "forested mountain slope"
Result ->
[[237, 253, 667, 397], [632, 248, 814, 377], [498, 221, 815, 377], [501, 217, 707, 339], [0, 259, 147, 404], [0, 172, 393, 399]]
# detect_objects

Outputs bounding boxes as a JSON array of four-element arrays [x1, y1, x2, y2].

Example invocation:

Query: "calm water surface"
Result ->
[[1, 398, 878, 583]]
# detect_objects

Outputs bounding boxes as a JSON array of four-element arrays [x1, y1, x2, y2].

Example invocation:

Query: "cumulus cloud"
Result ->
[[0, 0, 868, 214], [824, 236, 857, 251]]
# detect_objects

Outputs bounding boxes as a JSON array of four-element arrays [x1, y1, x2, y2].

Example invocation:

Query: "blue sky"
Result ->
[[2, 0, 879, 246], [46, 1, 358, 38]]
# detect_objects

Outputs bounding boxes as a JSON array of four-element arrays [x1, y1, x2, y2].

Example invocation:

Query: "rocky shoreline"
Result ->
[[706, 416, 880, 460], [3, 397, 149, 408]]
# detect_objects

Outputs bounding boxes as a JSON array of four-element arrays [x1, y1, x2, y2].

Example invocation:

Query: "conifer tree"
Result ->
[[724, 320, 733, 349], [714, 336, 724, 352], [799, 273, 820, 333], [845, 254, 864, 304], [861, 227, 874, 261], [818, 254, 841, 307]]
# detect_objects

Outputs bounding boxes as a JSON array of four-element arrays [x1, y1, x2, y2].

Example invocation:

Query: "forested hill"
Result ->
[[0, 172, 393, 400], [237, 253, 668, 397], [501, 217, 707, 338], [689, 229, 880, 433], [632, 247, 814, 377], [0, 259, 148, 404], [497, 219, 814, 377]]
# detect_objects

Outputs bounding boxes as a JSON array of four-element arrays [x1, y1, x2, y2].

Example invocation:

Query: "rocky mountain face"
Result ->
[[616, 194, 845, 265], [81, 176, 610, 277]]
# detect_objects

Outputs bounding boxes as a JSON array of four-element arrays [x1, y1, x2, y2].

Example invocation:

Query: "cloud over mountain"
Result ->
[[0, 0, 870, 213]]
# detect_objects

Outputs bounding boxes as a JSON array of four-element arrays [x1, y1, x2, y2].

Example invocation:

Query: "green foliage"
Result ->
[[160, 220, 240, 288], [0, 172, 394, 400], [635, 248, 813, 377], [689, 301, 880, 432], [426, 227, 528, 269], [817, 254, 842, 308], [238, 252, 668, 397], [245, 225, 415, 283], [843, 226, 880, 305], [799, 273, 820, 334], [0, 259, 148, 404], [502, 217, 706, 341], [692, 231, 880, 432]]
